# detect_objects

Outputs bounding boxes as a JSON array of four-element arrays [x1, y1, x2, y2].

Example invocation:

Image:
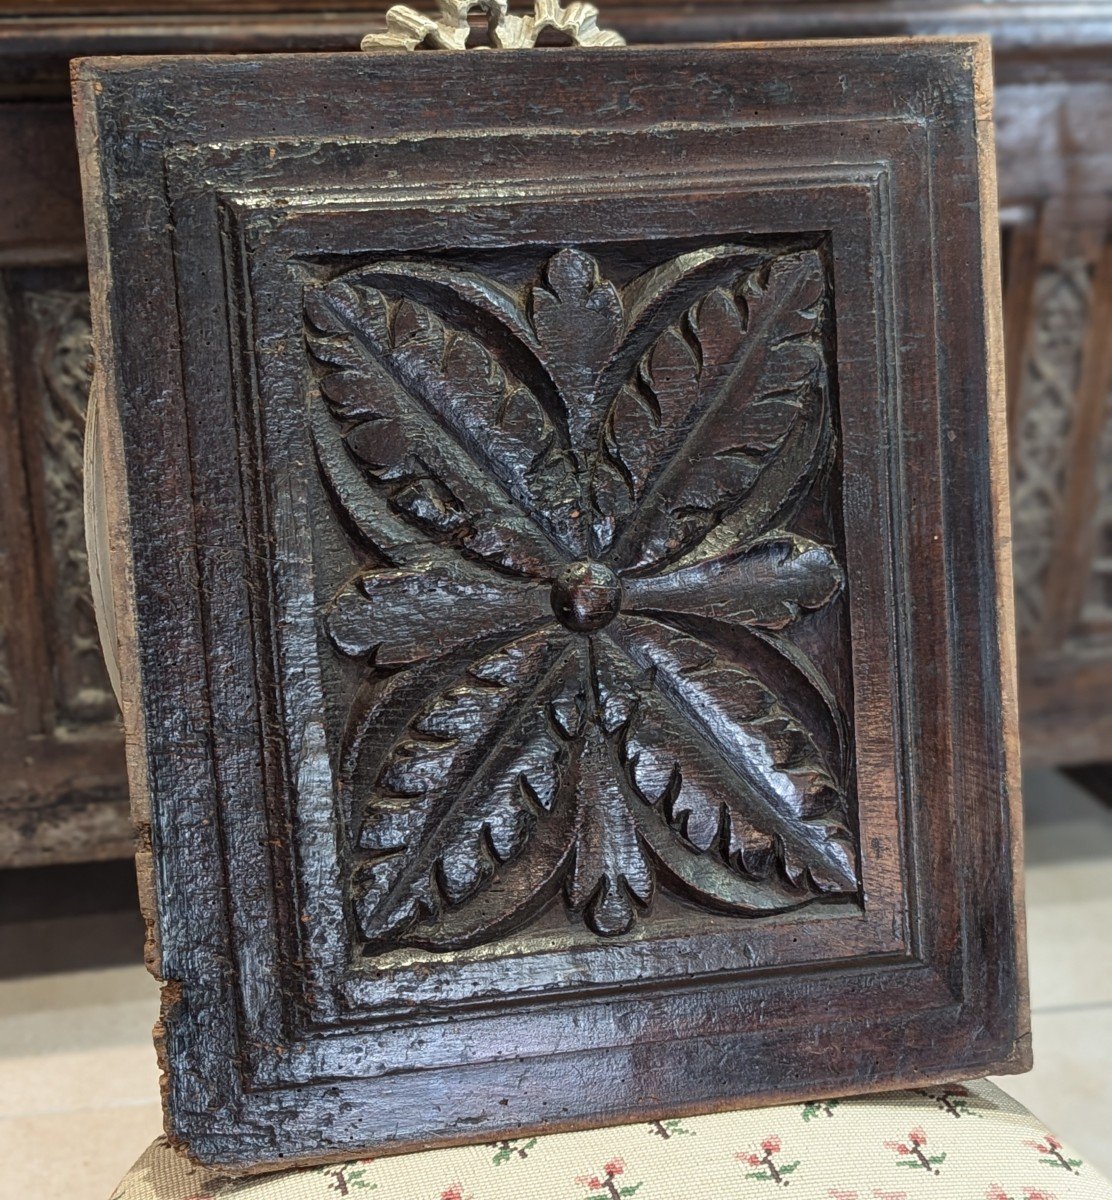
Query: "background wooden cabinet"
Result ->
[[1, 0, 1111, 867]]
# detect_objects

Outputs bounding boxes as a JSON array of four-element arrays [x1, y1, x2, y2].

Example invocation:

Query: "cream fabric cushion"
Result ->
[[112, 1080, 1110, 1200]]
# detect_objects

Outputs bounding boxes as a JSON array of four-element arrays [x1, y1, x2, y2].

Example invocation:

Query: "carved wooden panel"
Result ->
[[1001, 196, 1112, 762], [20, 281, 119, 725], [75, 39, 1026, 1170], [309, 242, 854, 949], [0, 1, 1108, 868]]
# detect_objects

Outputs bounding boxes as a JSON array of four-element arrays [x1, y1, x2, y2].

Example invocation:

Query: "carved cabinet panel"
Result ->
[[75, 40, 1025, 1169], [996, 187, 1112, 763]]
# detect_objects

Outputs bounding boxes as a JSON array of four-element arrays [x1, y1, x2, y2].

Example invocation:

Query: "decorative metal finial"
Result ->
[[360, 0, 626, 52]]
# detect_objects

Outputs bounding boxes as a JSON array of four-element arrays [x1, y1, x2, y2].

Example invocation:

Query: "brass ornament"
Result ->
[[361, 0, 626, 52]]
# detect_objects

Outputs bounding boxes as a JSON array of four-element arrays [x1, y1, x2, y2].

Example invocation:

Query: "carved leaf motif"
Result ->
[[529, 248, 623, 456], [623, 535, 843, 629], [355, 631, 576, 947], [328, 565, 552, 667], [603, 244, 771, 389], [566, 721, 653, 937], [604, 619, 855, 896], [609, 250, 830, 573], [593, 287, 746, 548], [311, 243, 856, 950], [307, 281, 575, 572], [397, 791, 578, 951], [310, 399, 435, 569]]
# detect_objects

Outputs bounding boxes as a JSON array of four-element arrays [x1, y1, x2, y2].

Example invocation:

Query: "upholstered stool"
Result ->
[[112, 1081, 1109, 1200]]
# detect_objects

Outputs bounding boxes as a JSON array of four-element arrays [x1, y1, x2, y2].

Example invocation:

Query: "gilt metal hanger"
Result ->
[[361, 0, 625, 52]]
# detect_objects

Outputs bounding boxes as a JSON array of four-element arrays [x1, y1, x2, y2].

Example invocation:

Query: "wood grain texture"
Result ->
[[74, 38, 1026, 1171]]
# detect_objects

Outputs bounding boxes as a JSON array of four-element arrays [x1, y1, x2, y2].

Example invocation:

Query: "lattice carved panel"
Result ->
[[1010, 257, 1092, 636]]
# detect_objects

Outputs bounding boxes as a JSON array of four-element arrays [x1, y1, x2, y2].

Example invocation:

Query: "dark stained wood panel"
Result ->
[[75, 38, 1025, 1171]]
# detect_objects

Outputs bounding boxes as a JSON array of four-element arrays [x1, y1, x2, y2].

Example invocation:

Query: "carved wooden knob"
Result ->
[[550, 561, 622, 632]]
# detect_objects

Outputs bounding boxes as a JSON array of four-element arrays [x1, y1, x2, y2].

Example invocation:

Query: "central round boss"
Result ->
[[550, 561, 623, 633]]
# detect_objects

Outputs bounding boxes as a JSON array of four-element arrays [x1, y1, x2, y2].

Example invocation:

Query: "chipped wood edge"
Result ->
[[72, 64, 163, 991], [970, 34, 1032, 1074]]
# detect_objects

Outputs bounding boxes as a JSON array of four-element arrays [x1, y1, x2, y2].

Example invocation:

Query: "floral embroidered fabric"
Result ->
[[111, 1081, 1109, 1200]]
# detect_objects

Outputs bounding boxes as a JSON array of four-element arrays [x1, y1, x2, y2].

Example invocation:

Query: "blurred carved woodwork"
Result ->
[[0, 268, 128, 868]]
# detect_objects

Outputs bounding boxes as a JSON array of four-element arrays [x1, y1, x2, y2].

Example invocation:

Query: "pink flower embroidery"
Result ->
[[827, 1191, 907, 1200], [1025, 1134, 1082, 1174], [885, 1127, 945, 1174], [737, 1135, 800, 1186], [985, 1188, 1059, 1200], [575, 1157, 643, 1198]]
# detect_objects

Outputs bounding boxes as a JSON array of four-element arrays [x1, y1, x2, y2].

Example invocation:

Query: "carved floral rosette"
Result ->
[[305, 243, 858, 952]]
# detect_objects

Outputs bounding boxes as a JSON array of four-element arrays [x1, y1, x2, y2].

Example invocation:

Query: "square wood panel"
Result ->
[[74, 38, 1028, 1171]]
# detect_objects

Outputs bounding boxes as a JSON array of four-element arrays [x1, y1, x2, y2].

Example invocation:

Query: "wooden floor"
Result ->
[[0, 770, 1108, 1199]]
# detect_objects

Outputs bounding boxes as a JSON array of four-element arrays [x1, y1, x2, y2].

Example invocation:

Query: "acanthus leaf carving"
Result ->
[[327, 565, 553, 667], [566, 717, 654, 937], [605, 619, 855, 895], [622, 535, 843, 629], [354, 630, 577, 949], [307, 276, 582, 568], [610, 250, 832, 574], [307, 242, 855, 951]]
